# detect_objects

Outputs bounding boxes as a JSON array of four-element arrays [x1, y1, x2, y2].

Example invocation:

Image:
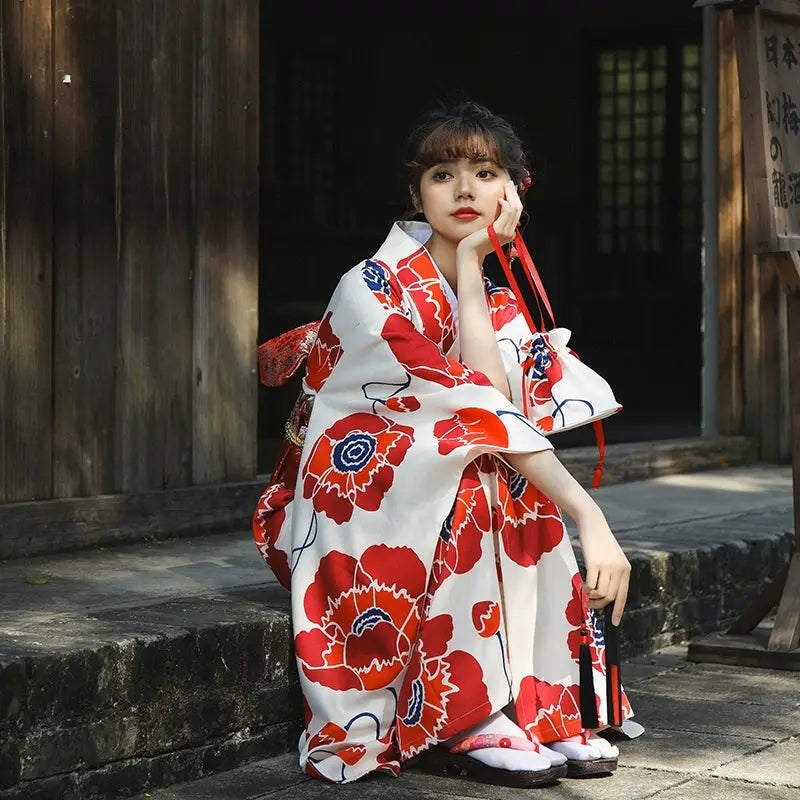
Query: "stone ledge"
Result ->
[[0, 523, 792, 798], [558, 434, 758, 488], [0, 435, 757, 561]]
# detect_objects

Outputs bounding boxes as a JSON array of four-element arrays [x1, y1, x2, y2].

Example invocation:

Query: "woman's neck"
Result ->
[[425, 233, 459, 292]]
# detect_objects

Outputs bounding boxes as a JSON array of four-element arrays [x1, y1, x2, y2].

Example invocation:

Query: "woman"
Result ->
[[254, 99, 634, 788]]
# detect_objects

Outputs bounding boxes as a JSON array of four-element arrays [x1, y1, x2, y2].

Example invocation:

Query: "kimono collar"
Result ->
[[372, 220, 435, 264], [373, 220, 459, 354]]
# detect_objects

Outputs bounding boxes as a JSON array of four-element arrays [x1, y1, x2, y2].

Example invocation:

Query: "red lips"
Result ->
[[452, 207, 480, 220]]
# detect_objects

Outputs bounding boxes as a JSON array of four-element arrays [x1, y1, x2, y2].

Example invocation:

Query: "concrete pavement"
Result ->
[[131, 643, 800, 799]]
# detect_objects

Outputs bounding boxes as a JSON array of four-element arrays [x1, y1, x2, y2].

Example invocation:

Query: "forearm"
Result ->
[[456, 250, 511, 400], [505, 448, 604, 527]]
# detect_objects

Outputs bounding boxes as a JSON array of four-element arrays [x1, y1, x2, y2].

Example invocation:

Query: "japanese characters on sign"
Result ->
[[762, 15, 800, 240]]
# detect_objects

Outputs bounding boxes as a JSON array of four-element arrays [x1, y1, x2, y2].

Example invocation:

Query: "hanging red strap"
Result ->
[[488, 224, 539, 334], [488, 224, 607, 487], [592, 420, 606, 489], [512, 231, 556, 330]]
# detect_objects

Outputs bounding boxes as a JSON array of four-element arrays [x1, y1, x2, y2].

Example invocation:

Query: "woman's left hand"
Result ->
[[456, 180, 523, 262], [577, 509, 632, 627]]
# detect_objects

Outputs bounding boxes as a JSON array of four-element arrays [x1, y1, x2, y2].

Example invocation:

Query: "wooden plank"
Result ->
[[776, 251, 800, 293], [759, 0, 800, 21], [52, 0, 118, 498], [193, 0, 259, 484], [115, 0, 195, 492], [0, 479, 266, 560], [787, 288, 800, 551], [769, 553, 800, 650], [688, 628, 800, 670], [759, 253, 783, 460], [717, 9, 744, 435], [727, 562, 788, 634], [733, 9, 778, 251], [0, 0, 54, 502]]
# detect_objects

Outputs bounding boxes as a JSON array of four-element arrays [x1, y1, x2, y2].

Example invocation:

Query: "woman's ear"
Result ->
[[409, 188, 422, 213]]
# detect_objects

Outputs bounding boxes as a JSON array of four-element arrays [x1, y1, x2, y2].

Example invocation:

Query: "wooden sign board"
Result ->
[[731, 0, 800, 252]]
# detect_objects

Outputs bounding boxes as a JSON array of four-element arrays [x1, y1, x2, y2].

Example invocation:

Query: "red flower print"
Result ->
[[252, 483, 292, 590], [434, 407, 509, 456], [471, 601, 501, 638], [295, 545, 427, 691], [397, 248, 457, 353], [385, 395, 421, 413], [430, 462, 491, 591], [381, 315, 491, 389], [494, 466, 565, 567], [306, 723, 367, 767], [396, 614, 490, 756], [566, 572, 586, 662], [305, 313, 343, 393], [530, 378, 553, 405], [486, 285, 519, 331], [516, 676, 584, 743], [302, 413, 414, 524], [565, 576, 606, 670]]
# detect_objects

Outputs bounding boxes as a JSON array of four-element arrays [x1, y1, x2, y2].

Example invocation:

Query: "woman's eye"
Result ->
[[433, 171, 450, 181], [477, 169, 496, 179]]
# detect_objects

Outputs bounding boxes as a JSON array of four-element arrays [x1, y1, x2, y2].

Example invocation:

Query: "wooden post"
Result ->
[[771, 262, 800, 649], [717, 9, 745, 436], [689, 0, 800, 665]]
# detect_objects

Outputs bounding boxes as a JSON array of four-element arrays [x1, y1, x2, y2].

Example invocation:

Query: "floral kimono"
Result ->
[[253, 220, 632, 784]]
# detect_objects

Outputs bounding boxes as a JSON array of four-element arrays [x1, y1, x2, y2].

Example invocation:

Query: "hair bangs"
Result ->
[[414, 124, 504, 171]]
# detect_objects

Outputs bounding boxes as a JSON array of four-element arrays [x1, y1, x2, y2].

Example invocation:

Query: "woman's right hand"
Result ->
[[456, 180, 523, 264]]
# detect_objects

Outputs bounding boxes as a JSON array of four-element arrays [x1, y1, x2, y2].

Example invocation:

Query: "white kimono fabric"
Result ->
[[253, 221, 632, 783]]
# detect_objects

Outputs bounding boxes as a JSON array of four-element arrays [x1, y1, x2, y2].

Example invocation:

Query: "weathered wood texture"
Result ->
[[0, 1, 54, 502], [53, 0, 119, 497], [717, 10, 744, 435], [0, 0, 259, 509], [116, 1, 195, 492], [193, 0, 259, 484], [729, 10, 792, 461]]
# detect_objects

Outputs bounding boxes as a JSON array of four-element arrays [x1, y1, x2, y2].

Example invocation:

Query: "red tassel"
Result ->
[[604, 606, 623, 726], [579, 626, 599, 728]]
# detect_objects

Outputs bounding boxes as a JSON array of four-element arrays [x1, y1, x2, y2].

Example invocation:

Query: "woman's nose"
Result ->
[[455, 177, 475, 199]]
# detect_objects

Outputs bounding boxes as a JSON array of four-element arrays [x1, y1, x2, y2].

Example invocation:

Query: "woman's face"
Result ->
[[416, 156, 510, 244]]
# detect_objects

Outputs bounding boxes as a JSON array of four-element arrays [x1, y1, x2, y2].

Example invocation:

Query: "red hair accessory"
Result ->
[[520, 169, 532, 197]]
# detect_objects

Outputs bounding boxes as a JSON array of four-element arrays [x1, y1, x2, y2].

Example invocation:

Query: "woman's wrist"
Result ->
[[574, 501, 607, 535]]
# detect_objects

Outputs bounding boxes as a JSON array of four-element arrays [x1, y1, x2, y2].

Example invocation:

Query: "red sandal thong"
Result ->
[[411, 733, 568, 788]]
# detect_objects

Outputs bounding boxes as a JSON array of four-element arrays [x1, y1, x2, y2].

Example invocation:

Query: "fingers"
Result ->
[[611, 573, 629, 626], [585, 562, 631, 626], [493, 181, 522, 242]]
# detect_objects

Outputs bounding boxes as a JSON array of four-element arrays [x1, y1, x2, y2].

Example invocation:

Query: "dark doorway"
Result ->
[[257, 1, 704, 473]]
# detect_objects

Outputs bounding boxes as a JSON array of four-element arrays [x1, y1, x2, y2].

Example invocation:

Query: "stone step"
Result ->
[[0, 435, 758, 560], [0, 463, 793, 799]]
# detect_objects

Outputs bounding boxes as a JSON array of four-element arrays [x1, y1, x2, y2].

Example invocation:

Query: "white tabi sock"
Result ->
[[549, 731, 619, 761], [443, 711, 564, 772]]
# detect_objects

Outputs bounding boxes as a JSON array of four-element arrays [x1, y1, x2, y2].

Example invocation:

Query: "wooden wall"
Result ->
[[0, 0, 259, 503], [717, 9, 791, 461]]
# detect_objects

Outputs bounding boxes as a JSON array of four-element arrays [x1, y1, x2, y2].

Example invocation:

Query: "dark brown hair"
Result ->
[[404, 99, 530, 198]]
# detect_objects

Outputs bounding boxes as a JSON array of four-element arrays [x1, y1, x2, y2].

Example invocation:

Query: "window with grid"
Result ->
[[680, 44, 701, 254], [597, 44, 702, 255]]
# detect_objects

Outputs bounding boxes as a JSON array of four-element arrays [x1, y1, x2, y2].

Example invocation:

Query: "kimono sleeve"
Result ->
[[300, 261, 552, 474], [486, 279, 542, 418]]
